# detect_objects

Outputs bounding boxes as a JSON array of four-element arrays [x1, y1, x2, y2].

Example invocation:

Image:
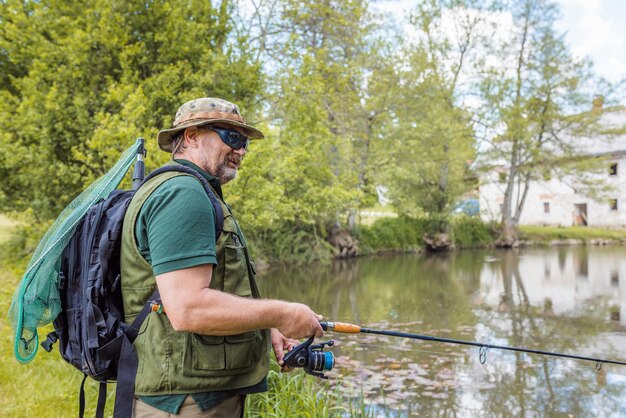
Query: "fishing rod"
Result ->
[[319, 321, 626, 371]]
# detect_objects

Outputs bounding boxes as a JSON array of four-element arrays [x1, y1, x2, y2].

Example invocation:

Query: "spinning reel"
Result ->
[[283, 336, 335, 379]]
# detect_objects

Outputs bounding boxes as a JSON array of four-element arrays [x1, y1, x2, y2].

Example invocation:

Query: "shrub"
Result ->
[[451, 216, 497, 248], [358, 215, 497, 253], [356, 216, 425, 253]]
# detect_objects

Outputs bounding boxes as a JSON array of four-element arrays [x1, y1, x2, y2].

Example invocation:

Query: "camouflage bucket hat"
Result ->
[[157, 97, 265, 152]]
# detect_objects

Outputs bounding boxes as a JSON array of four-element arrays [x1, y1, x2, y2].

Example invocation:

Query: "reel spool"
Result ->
[[283, 336, 335, 379]]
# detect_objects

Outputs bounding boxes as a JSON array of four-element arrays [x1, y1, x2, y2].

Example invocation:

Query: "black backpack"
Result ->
[[41, 164, 224, 418]]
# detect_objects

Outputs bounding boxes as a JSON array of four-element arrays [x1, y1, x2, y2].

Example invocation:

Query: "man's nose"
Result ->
[[233, 146, 246, 156]]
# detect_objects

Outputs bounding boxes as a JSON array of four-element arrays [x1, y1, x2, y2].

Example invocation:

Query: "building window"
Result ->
[[543, 202, 550, 214], [610, 163, 618, 176], [609, 199, 618, 211]]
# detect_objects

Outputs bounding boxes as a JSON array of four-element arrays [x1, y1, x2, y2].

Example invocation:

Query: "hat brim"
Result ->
[[157, 118, 265, 152]]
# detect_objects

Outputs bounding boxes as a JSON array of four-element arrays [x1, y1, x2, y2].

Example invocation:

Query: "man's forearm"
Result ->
[[169, 288, 286, 334], [156, 264, 323, 339]]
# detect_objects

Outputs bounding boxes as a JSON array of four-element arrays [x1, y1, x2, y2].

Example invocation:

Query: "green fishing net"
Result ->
[[9, 139, 143, 364]]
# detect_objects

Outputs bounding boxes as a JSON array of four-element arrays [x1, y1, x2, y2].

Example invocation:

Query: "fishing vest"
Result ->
[[120, 170, 269, 395]]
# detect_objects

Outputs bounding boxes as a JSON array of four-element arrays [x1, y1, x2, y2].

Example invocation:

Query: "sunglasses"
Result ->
[[206, 126, 250, 151]]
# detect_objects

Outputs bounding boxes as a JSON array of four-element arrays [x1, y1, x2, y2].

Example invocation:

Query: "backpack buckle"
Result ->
[[41, 332, 58, 352]]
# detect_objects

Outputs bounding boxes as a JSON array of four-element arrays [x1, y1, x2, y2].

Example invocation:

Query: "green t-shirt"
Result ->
[[135, 159, 267, 413]]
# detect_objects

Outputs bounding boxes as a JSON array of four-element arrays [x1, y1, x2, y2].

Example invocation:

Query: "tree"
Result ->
[[0, 0, 262, 222], [476, 0, 606, 246], [227, 0, 403, 261], [378, 0, 478, 218]]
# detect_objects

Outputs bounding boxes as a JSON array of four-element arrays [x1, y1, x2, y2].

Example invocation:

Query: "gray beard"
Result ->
[[215, 161, 238, 184]]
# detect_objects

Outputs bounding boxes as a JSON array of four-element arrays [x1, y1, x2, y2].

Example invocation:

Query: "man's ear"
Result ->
[[183, 126, 201, 148]]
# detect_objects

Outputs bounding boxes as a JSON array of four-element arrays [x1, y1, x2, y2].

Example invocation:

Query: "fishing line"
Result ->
[[321, 321, 626, 370]]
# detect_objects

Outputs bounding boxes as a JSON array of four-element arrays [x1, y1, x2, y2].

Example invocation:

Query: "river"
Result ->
[[257, 246, 626, 417]]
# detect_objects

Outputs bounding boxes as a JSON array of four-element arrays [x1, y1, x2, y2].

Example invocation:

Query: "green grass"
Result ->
[[0, 214, 15, 243], [519, 225, 626, 242], [246, 364, 371, 417], [358, 205, 398, 226]]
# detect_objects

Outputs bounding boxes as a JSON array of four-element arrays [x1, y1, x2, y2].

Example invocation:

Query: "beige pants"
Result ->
[[133, 395, 244, 418]]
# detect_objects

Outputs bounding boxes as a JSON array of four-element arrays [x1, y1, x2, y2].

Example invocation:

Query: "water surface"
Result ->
[[258, 246, 626, 417]]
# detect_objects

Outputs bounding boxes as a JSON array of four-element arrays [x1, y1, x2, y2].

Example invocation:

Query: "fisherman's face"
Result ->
[[196, 124, 247, 184]]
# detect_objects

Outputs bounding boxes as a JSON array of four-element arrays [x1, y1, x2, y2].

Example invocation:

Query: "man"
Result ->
[[120, 97, 324, 417]]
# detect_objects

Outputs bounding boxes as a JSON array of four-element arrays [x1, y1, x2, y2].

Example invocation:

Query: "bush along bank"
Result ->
[[356, 215, 497, 255], [6, 213, 626, 273], [355, 217, 626, 256]]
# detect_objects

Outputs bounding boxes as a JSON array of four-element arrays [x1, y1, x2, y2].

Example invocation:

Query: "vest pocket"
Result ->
[[224, 332, 256, 370], [186, 334, 225, 372], [183, 331, 260, 377]]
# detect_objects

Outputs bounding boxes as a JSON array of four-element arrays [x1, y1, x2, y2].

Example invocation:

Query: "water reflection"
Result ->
[[258, 247, 626, 417]]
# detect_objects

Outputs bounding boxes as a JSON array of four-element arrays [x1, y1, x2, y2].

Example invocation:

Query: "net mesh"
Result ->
[[9, 139, 142, 363]]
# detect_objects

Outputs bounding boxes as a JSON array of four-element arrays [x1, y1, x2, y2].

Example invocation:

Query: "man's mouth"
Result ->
[[227, 157, 240, 169]]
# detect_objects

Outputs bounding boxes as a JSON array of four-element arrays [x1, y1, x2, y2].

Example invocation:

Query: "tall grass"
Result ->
[[519, 225, 626, 242], [246, 364, 372, 417]]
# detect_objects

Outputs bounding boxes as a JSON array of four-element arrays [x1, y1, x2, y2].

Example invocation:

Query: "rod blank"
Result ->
[[320, 321, 626, 367]]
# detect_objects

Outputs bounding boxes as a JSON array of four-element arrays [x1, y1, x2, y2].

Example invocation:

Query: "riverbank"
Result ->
[[356, 216, 626, 255], [519, 225, 626, 246]]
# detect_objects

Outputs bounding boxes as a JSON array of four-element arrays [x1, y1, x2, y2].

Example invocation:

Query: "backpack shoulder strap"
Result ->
[[143, 165, 224, 239], [114, 290, 160, 418]]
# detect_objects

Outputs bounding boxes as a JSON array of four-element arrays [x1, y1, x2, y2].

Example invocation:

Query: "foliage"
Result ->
[[0, 0, 621, 263], [357, 214, 497, 252], [450, 215, 497, 247], [474, 0, 613, 245], [0, 210, 52, 274], [380, 0, 478, 217], [0, 0, 262, 222], [246, 221, 336, 266], [357, 216, 426, 253], [0, 214, 15, 244]]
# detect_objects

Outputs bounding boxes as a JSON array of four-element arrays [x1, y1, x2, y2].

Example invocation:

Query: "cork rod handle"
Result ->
[[320, 321, 362, 334]]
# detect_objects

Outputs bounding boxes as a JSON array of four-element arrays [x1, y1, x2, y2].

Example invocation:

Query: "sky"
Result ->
[[372, 0, 626, 85], [556, 0, 626, 83]]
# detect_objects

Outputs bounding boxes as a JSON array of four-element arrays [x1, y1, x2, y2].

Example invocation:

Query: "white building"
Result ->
[[479, 108, 626, 227]]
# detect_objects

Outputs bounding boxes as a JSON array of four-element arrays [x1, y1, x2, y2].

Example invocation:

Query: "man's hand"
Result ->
[[270, 328, 299, 372], [276, 302, 324, 340]]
